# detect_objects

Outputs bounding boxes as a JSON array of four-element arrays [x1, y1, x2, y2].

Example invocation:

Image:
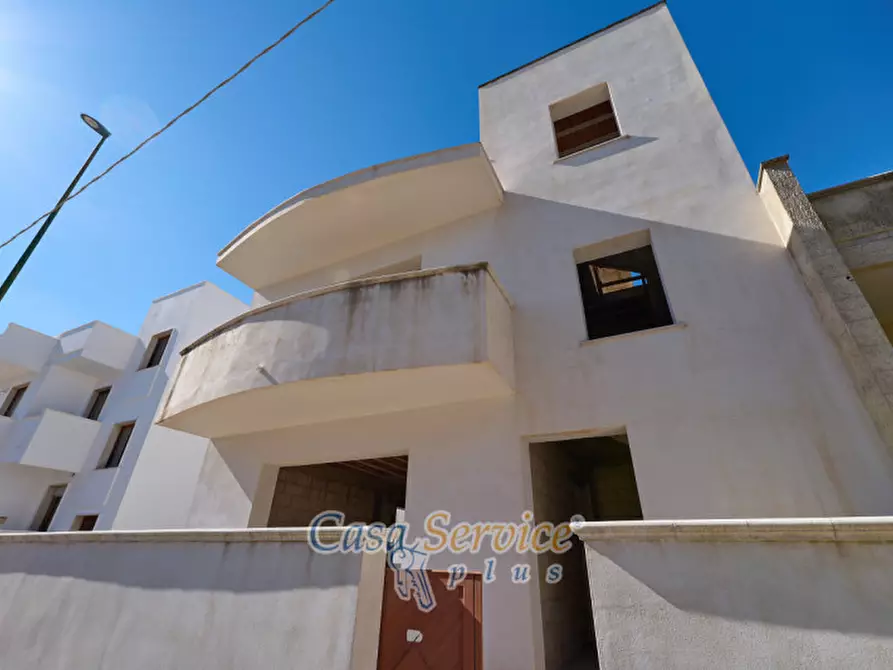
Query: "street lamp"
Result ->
[[0, 113, 112, 304]]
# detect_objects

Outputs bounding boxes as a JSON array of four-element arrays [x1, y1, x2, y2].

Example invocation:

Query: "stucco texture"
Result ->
[[584, 535, 893, 669], [0, 535, 365, 670]]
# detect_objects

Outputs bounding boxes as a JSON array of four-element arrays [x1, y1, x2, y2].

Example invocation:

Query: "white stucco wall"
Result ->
[[577, 519, 893, 669], [0, 464, 69, 531], [188, 399, 541, 670], [0, 530, 380, 670]]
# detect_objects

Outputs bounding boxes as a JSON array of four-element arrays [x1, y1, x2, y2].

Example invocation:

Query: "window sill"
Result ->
[[554, 134, 630, 163], [579, 322, 687, 347]]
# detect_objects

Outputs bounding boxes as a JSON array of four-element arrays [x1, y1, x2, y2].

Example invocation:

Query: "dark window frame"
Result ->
[[577, 245, 673, 341], [1, 383, 29, 418], [140, 331, 172, 370], [32, 485, 67, 532], [553, 98, 621, 159], [101, 421, 136, 469], [73, 515, 99, 531], [84, 387, 112, 421]]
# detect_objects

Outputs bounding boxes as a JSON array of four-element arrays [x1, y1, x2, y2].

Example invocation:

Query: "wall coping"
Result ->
[[0, 527, 356, 545], [572, 517, 893, 543], [180, 262, 513, 356], [808, 168, 893, 201]]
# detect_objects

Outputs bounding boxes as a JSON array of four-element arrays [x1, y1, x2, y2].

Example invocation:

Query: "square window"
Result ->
[[100, 422, 136, 469], [141, 331, 171, 370], [577, 245, 672, 340], [1, 383, 28, 418], [84, 387, 111, 421], [72, 515, 99, 531], [550, 83, 621, 158]]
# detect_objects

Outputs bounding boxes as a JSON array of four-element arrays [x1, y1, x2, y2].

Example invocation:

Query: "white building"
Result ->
[[1, 3, 892, 670], [0, 281, 246, 532]]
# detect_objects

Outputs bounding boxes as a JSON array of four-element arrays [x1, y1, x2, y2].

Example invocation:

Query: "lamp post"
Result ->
[[0, 113, 111, 304]]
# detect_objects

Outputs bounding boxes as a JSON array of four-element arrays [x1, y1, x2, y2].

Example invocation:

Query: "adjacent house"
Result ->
[[0, 282, 246, 532]]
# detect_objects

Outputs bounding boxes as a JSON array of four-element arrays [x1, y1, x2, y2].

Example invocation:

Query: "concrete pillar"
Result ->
[[403, 400, 544, 670]]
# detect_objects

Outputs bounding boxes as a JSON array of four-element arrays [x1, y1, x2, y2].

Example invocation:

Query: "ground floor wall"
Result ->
[[114, 382, 893, 667], [0, 530, 383, 670], [579, 519, 893, 669], [180, 399, 544, 670]]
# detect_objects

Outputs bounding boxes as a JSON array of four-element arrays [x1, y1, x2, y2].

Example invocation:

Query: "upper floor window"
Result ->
[[1, 383, 28, 418], [550, 83, 621, 158], [73, 515, 99, 531], [577, 244, 672, 340], [100, 421, 136, 469], [32, 484, 66, 532], [84, 387, 111, 421], [141, 331, 171, 370]]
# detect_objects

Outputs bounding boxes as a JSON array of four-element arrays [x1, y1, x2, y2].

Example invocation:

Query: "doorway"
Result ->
[[530, 434, 643, 670]]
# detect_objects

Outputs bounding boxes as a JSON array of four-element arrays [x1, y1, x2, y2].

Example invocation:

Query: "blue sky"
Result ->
[[0, 0, 891, 335]]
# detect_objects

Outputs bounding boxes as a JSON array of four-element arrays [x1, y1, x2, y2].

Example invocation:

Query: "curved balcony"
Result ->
[[158, 264, 514, 438], [217, 143, 503, 290]]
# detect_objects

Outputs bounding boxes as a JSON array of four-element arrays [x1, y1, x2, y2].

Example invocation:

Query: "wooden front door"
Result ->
[[377, 570, 482, 670]]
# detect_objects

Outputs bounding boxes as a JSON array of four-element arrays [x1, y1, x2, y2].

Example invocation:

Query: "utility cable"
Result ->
[[0, 0, 337, 252]]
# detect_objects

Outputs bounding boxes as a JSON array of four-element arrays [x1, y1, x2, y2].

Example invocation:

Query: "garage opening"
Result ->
[[267, 455, 408, 527], [530, 434, 643, 670]]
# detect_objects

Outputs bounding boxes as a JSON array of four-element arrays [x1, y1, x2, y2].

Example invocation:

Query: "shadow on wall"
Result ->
[[592, 540, 893, 637], [553, 135, 657, 167], [0, 538, 361, 592]]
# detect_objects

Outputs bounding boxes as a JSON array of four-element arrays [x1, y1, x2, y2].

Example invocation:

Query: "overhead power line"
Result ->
[[0, 0, 337, 252]]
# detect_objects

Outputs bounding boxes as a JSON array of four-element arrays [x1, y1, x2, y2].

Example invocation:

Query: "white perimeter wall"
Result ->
[[581, 525, 893, 669], [0, 531, 382, 670]]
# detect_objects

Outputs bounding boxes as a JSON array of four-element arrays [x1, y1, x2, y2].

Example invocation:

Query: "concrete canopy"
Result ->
[[218, 143, 504, 291]]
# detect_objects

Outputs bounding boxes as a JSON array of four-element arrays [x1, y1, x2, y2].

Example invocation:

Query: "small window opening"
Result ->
[[73, 515, 99, 531], [1, 384, 29, 418], [577, 245, 672, 340], [551, 83, 621, 158], [84, 387, 111, 421], [141, 331, 171, 370], [33, 485, 67, 532], [101, 422, 136, 469]]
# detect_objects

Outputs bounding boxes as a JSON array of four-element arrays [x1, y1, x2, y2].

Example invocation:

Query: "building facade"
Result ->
[[1, 3, 892, 670], [0, 281, 246, 532]]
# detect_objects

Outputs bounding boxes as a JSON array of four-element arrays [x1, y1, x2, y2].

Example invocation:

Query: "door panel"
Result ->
[[377, 570, 482, 670]]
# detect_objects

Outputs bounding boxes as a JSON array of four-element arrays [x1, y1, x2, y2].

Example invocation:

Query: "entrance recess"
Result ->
[[530, 433, 643, 670], [267, 455, 408, 527]]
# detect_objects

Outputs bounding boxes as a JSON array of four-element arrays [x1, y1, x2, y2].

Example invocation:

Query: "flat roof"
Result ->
[[479, 1, 668, 88], [809, 169, 893, 200]]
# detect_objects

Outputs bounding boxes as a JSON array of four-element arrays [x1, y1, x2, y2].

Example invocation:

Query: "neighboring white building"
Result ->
[[0, 281, 246, 532], [1, 3, 892, 670]]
